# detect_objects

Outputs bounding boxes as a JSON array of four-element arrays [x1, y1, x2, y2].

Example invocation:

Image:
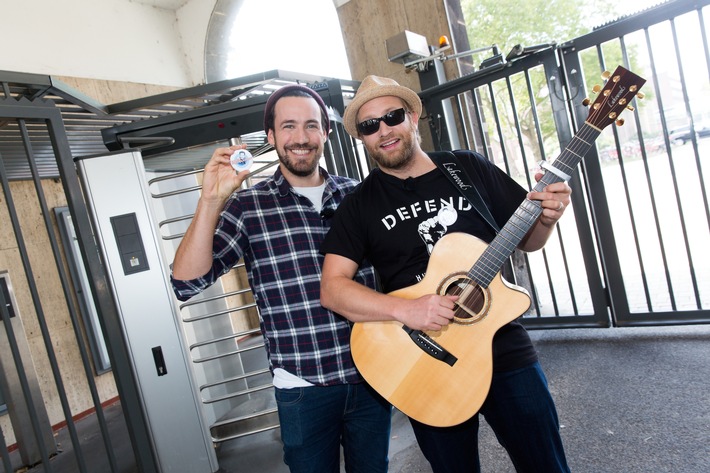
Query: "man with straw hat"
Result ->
[[321, 75, 571, 472]]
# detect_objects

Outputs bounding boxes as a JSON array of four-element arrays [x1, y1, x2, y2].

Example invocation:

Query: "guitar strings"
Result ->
[[445, 72, 629, 317], [447, 278, 486, 320]]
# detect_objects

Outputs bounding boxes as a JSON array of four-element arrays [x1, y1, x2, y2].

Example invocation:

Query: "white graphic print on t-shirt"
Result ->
[[418, 205, 459, 254], [379, 196, 471, 231], [379, 196, 470, 255]]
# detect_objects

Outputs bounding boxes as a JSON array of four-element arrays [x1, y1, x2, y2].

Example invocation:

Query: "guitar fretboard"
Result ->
[[468, 122, 601, 287]]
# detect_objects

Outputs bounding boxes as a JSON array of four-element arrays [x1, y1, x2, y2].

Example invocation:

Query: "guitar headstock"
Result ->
[[584, 66, 646, 130]]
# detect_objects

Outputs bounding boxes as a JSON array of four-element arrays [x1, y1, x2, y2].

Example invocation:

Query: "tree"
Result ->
[[459, 0, 631, 176]]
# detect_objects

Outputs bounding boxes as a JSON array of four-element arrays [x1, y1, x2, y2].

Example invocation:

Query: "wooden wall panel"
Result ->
[[56, 75, 179, 104], [1, 77, 179, 442]]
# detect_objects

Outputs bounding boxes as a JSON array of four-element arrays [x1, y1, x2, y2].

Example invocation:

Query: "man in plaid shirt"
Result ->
[[171, 85, 391, 473]]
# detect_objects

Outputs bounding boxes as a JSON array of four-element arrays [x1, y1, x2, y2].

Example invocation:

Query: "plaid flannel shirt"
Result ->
[[171, 167, 375, 386]]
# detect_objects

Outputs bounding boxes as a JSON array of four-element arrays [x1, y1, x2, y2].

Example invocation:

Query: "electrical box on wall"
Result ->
[[386, 30, 430, 64]]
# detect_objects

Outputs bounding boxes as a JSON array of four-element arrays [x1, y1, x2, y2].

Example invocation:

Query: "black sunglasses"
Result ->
[[356, 108, 407, 136]]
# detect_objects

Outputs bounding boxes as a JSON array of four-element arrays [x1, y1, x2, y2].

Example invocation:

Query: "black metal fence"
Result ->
[[419, 0, 710, 329]]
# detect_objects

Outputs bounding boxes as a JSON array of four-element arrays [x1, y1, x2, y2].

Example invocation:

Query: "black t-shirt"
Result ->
[[321, 150, 538, 371]]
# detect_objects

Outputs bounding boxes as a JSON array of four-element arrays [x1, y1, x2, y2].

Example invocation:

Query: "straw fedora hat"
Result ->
[[343, 75, 422, 137]]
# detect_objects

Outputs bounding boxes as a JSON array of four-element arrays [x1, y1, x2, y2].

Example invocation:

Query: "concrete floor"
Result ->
[[216, 324, 710, 473], [13, 324, 710, 473]]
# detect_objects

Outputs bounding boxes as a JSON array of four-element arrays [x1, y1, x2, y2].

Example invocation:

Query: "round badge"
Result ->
[[230, 149, 253, 171], [438, 206, 458, 226]]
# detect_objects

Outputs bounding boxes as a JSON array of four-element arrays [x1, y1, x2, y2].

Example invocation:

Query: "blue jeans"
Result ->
[[275, 383, 392, 473], [410, 361, 570, 473]]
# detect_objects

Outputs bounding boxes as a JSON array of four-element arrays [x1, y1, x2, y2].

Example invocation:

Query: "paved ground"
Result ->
[[13, 324, 710, 473], [217, 324, 710, 473], [386, 324, 710, 473]]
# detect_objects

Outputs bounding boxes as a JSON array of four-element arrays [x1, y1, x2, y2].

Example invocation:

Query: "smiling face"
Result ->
[[356, 95, 420, 172], [267, 96, 327, 180]]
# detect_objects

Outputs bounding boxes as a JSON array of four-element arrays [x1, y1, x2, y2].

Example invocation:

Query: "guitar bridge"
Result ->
[[402, 326, 457, 366]]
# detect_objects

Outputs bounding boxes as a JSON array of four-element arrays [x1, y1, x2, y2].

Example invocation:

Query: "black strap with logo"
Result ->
[[429, 151, 501, 233]]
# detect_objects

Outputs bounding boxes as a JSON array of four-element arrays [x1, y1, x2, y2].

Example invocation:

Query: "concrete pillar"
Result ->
[[335, 0, 462, 148]]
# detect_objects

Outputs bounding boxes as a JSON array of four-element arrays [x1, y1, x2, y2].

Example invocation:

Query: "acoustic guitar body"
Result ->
[[351, 232, 531, 427]]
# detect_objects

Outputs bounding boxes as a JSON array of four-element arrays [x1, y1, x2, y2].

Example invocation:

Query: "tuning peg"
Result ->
[[592, 84, 602, 94], [616, 118, 625, 126], [582, 97, 591, 106], [628, 85, 644, 99], [626, 105, 635, 112], [601, 70, 611, 80]]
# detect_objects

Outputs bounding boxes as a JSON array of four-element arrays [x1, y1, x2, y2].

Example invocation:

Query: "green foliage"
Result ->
[[462, 0, 607, 54], [459, 0, 642, 169]]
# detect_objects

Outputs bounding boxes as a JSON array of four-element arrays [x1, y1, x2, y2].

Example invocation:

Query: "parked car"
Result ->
[[668, 122, 710, 145]]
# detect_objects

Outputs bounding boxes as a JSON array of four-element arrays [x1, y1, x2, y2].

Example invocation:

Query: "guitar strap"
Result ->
[[429, 151, 501, 233]]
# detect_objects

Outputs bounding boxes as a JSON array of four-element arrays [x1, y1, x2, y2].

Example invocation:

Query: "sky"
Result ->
[[226, 0, 352, 80]]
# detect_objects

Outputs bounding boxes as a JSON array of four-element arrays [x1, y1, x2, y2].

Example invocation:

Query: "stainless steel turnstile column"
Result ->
[[76, 150, 217, 473]]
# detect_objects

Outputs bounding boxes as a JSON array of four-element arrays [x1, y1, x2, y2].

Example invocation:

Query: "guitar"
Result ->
[[350, 66, 646, 427]]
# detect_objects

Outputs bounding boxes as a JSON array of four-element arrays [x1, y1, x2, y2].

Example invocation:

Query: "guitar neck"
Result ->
[[468, 122, 601, 287]]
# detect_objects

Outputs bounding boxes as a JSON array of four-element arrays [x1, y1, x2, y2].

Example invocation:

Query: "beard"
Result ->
[[274, 144, 323, 177], [367, 123, 418, 171]]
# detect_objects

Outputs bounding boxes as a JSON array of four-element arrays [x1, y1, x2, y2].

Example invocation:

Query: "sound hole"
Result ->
[[438, 273, 489, 325]]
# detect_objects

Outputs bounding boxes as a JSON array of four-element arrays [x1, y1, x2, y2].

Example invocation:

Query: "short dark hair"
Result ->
[[263, 85, 330, 134]]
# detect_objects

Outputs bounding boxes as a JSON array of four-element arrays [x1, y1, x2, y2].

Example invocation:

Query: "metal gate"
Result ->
[[419, 0, 710, 328], [0, 87, 157, 472]]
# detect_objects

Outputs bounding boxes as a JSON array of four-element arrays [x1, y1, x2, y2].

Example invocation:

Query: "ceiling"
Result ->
[[131, 0, 191, 10], [132, 0, 347, 11]]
